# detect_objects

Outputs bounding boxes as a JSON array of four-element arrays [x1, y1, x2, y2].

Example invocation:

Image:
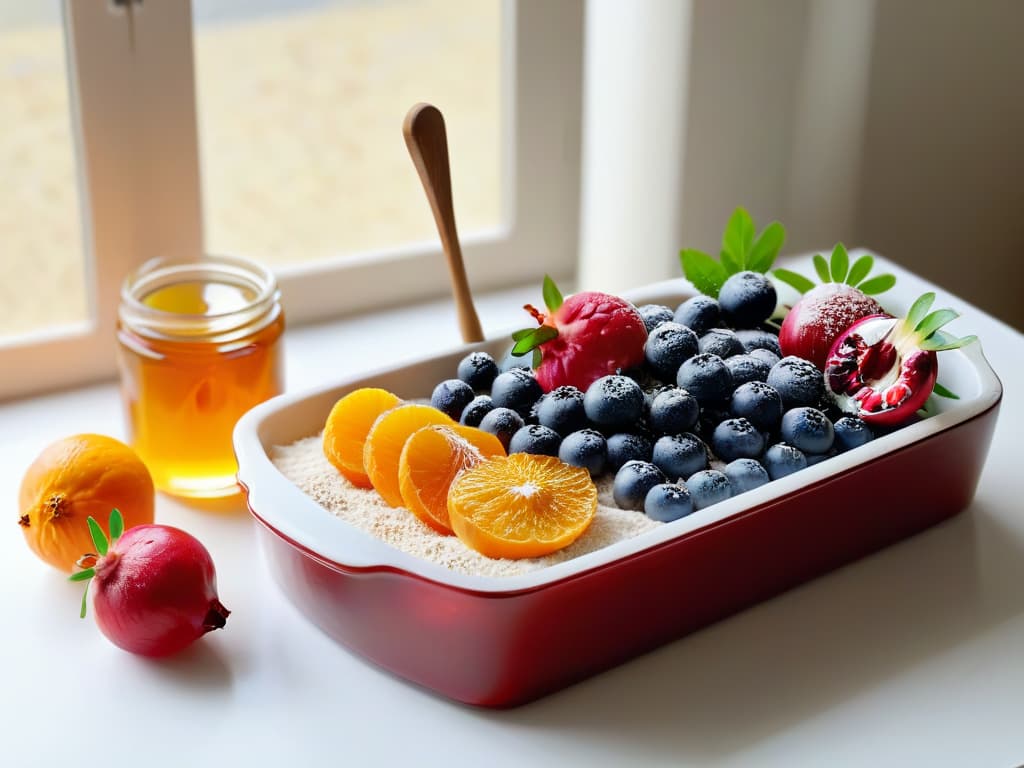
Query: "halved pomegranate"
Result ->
[[824, 292, 976, 427]]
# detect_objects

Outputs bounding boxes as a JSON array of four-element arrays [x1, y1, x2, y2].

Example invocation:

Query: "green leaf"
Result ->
[[542, 275, 563, 313], [722, 208, 755, 269], [932, 382, 960, 399], [905, 292, 936, 330], [746, 221, 786, 273], [857, 273, 897, 295], [830, 243, 849, 283], [79, 587, 89, 619], [511, 325, 558, 356], [846, 254, 874, 286], [511, 328, 534, 342], [772, 268, 816, 295], [87, 516, 108, 557], [812, 253, 831, 283], [680, 248, 729, 298], [109, 509, 124, 542], [68, 568, 95, 582], [916, 308, 959, 339], [921, 334, 977, 352], [719, 248, 743, 276], [531, 349, 541, 368]]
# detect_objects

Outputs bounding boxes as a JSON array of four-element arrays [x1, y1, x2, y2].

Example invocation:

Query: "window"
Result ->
[[0, 0, 583, 399]]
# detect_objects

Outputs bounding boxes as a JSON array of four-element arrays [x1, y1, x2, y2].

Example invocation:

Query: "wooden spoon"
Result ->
[[403, 103, 485, 344]]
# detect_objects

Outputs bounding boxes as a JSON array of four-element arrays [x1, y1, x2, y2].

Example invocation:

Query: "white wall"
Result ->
[[578, 0, 1024, 329]]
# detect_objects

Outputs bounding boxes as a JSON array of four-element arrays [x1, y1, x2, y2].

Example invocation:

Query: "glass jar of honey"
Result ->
[[117, 255, 284, 498]]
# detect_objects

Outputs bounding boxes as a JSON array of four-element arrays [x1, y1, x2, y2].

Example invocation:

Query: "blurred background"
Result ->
[[2, 0, 1022, 350]]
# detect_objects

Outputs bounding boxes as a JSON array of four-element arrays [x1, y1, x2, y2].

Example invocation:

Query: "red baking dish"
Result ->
[[233, 256, 1002, 708]]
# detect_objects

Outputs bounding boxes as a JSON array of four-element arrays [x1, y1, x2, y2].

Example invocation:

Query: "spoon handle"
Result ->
[[403, 103, 485, 344]]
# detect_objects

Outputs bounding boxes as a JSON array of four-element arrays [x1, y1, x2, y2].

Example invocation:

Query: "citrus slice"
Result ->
[[363, 403, 453, 506], [398, 425, 505, 534], [447, 454, 598, 559], [323, 387, 402, 488]]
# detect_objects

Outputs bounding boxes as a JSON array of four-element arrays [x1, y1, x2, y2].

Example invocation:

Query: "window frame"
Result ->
[[0, 0, 582, 401]]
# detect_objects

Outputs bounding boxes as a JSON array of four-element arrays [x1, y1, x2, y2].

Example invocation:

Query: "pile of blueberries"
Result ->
[[430, 271, 874, 523]]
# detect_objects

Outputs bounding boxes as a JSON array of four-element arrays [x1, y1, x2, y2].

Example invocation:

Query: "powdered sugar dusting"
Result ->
[[271, 436, 662, 577], [801, 283, 884, 340]]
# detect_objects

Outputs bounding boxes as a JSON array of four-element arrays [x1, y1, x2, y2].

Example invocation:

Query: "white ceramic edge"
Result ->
[[234, 252, 1003, 593]]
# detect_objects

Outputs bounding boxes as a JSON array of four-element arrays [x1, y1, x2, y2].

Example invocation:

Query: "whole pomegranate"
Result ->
[[71, 510, 229, 657], [779, 283, 885, 371], [511, 276, 647, 392]]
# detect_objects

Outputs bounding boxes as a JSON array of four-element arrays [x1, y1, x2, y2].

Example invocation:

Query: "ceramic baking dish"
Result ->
[[233, 256, 1002, 708]]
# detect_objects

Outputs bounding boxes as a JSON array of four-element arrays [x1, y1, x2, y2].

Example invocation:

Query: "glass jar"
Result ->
[[117, 254, 284, 498]]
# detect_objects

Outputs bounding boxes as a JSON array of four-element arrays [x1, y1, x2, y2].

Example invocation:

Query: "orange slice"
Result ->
[[447, 454, 598, 559], [363, 403, 453, 506], [398, 425, 505, 534], [323, 387, 402, 488]]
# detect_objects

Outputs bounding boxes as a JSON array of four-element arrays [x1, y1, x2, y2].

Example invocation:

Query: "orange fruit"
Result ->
[[398, 425, 506, 534], [447, 454, 597, 559], [363, 403, 454, 506], [322, 387, 402, 487], [18, 434, 155, 572]]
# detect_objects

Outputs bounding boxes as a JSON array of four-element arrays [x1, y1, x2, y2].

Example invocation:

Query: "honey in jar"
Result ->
[[117, 255, 284, 498]]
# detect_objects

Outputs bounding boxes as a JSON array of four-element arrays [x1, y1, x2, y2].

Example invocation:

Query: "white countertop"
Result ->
[[3, 282, 1023, 768]]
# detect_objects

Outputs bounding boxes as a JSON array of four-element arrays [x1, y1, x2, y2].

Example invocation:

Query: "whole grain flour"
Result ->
[[271, 435, 662, 577]]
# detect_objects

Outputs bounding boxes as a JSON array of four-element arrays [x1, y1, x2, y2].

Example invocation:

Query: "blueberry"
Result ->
[[833, 416, 874, 452], [508, 424, 562, 456], [535, 385, 587, 436], [697, 404, 734, 437], [764, 443, 808, 479], [651, 433, 707, 481], [613, 460, 667, 511], [558, 428, 608, 476], [460, 394, 495, 427], [490, 368, 543, 418], [583, 375, 645, 432], [698, 328, 745, 358], [606, 432, 653, 471], [674, 296, 721, 336], [648, 387, 700, 435], [685, 470, 732, 510], [676, 353, 734, 404], [711, 417, 766, 462], [637, 304, 675, 333], [497, 345, 533, 373], [456, 351, 499, 391], [643, 322, 699, 381], [749, 348, 782, 368], [730, 381, 784, 432], [724, 458, 770, 494], [766, 356, 825, 409], [780, 407, 834, 455], [735, 328, 782, 357], [718, 271, 778, 328], [644, 483, 695, 522], [805, 449, 837, 467], [724, 354, 771, 387], [430, 379, 475, 420], [478, 407, 525, 450]]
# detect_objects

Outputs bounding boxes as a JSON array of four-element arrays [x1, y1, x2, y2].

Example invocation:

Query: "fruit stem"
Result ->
[[203, 599, 231, 632], [523, 303, 545, 325]]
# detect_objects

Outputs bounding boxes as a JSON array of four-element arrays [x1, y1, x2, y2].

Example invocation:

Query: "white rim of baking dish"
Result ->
[[234, 254, 1003, 594]]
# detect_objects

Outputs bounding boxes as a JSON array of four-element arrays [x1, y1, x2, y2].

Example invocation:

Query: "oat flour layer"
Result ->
[[271, 435, 662, 577]]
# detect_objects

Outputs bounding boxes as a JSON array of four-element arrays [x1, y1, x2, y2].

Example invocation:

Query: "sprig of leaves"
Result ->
[[680, 207, 787, 298], [904, 292, 978, 351], [510, 275, 563, 367], [773, 243, 896, 297], [68, 508, 124, 619]]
